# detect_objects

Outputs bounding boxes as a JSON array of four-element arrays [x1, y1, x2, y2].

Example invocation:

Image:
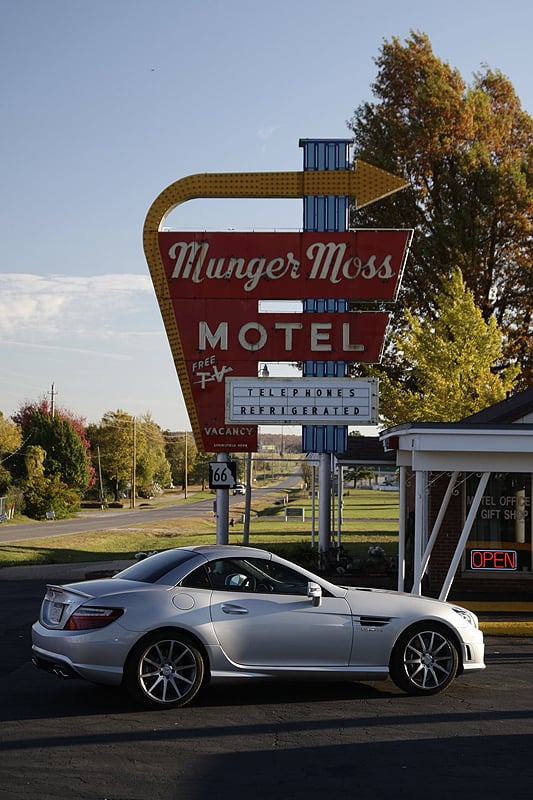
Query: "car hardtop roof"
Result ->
[[182, 544, 272, 560]]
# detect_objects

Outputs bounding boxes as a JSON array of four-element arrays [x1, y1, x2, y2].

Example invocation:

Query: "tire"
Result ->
[[389, 623, 459, 696], [124, 630, 205, 709]]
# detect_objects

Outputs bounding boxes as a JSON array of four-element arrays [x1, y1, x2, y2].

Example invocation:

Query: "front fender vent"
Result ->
[[359, 616, 391, 628]]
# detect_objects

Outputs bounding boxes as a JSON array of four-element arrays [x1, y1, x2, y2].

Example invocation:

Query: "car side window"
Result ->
[[180, 565, 211, 589], [247, 558, 309, 596], [208, 559, 247, 591], [206, 557, 308, 596]]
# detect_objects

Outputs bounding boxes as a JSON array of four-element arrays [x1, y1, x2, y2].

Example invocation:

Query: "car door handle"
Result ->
[[221, 604, 249, 615]]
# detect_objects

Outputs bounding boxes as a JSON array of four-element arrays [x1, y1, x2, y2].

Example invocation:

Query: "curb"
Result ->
[[479, 621, 533, 637], [457, 600, 533, 637]]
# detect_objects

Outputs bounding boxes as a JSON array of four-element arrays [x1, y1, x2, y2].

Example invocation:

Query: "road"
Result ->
[[0, 497, 216, 543], [0, 477, 299, 544], [0, 566, 532, 800]]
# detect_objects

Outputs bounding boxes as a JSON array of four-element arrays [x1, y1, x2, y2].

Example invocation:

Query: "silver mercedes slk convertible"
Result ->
[[32, 545, 485, 708]]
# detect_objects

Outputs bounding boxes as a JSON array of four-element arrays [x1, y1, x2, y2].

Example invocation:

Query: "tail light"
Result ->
[[65, 606, 124, 630]]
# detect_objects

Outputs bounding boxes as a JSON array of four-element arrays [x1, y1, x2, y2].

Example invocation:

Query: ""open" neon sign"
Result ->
[[469, 549, 517, 570]]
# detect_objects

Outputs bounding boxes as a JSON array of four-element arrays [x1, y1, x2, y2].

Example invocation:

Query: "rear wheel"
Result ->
[[390, 624, 459, 695], [125, 630, 205, 708]]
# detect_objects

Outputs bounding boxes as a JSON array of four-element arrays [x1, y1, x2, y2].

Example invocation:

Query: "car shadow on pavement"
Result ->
[[197, 678, 398, 708], [1, 665, 398, 723]]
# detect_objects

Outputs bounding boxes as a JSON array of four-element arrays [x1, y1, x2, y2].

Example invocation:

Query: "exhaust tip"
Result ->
[[32, 655, 76, 679], [52, 665, 73, 679]]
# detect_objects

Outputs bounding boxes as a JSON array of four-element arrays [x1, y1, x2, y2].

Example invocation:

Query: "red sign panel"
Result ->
[[174, 301, 390, 362], [158, 230, 412, 301], [191, 357, 259, 453], [156, 230, 412, 453]]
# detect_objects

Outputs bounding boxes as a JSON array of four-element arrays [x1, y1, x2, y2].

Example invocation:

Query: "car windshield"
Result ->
[[114, 549, 198, 584]]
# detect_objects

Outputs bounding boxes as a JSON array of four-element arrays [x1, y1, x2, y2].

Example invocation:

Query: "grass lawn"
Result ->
[[0, 487, 399, 569]]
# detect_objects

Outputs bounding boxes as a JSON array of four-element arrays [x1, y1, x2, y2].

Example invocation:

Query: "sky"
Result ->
[[2, 0, 533, 436]]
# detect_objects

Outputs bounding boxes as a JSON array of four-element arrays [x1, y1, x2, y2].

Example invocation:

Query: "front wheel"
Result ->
[[389, 624, 459, 695], [124, 630, 205, 709]]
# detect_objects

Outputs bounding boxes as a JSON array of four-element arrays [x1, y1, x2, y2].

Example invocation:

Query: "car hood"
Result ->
[[341, 585, 469, 619]]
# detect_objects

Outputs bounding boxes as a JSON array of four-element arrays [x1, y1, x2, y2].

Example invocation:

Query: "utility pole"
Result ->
[[97, 446, 105, 507], [131, 417, 136, 509], [49, 383, 57, 418], [184, 430, 188, 499]]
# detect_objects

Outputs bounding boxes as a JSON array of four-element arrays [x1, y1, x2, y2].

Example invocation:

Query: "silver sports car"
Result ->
[[32, 545, 485, 708]]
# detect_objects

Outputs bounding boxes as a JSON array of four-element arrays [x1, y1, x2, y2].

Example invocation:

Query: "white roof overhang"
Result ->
[[380, 424, 533, 472]]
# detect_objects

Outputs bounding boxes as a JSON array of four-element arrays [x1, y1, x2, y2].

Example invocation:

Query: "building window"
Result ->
[[464, 473, 532, 574]]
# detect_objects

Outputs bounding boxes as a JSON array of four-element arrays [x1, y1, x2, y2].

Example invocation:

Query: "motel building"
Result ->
[[340, 387, 533, 600]]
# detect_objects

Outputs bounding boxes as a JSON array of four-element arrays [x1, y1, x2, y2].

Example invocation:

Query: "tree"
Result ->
[[0, 412, 22, 454], [347, 31, 533, 387], [344, 465, 375, 489], [22, 445, 80, 519], [164, 430, 198, 488], [87, 412, 173, 501], [373, 268, 518, 426], [87, 410, 135, 501], [190, 450, 213, 490], [135, 415, 172, 495], [164, 431, 182, 487], [0, 413, 22, 494], [11, 401, 92, 494], [301, 460, 313, 491]]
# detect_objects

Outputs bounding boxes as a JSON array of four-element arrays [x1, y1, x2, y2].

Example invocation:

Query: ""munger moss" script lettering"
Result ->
[[167, 240, 395, 292]]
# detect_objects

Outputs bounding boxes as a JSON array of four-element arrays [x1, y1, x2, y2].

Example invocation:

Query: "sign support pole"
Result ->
[[216, 453, 230, 544], [242, 453, 253, 546], [300, 138, 352, 558], [318, 453, 332, 556]]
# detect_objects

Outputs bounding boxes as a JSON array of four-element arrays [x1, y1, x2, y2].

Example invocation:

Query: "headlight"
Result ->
[[452, 606, 478, 628]]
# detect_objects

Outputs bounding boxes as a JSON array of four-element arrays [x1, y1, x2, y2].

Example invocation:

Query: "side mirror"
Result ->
[[226, 574, 248, 588], [307, 581, 322, 607]]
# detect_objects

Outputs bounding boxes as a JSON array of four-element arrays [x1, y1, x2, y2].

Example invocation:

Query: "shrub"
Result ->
[[23, 474, 80, 520]]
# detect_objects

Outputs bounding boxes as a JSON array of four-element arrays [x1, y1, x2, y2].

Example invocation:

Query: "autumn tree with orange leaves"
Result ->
[[348, 31, 533, 396]]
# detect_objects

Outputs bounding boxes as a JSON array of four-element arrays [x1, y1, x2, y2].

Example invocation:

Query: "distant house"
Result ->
[[336, 435, 396, 486]]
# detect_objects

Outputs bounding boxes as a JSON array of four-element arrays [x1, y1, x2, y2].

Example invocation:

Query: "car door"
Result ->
[[208, 557, 353, 667]]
